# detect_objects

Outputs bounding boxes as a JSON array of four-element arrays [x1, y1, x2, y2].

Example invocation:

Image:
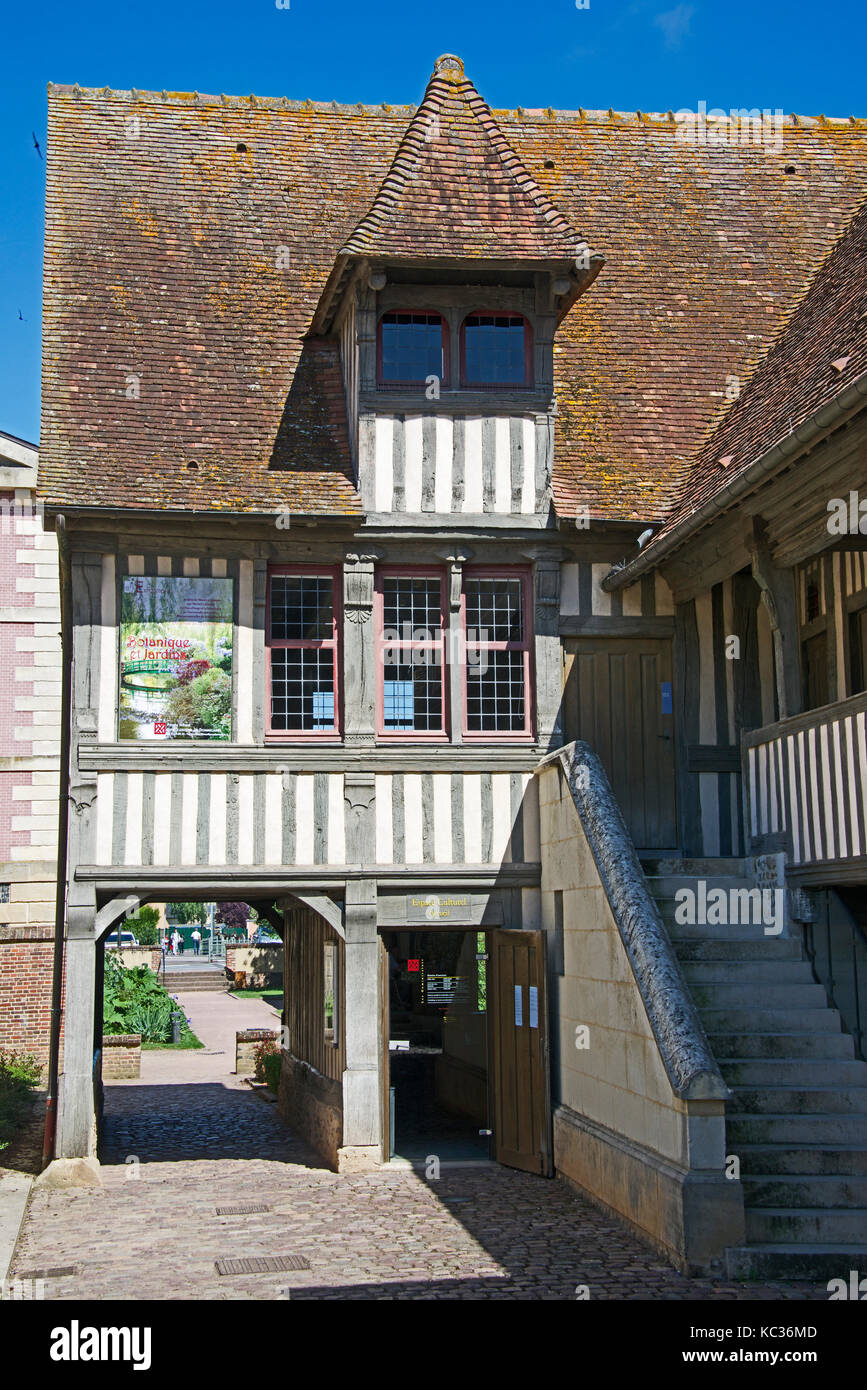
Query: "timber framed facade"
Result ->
[[38, 53, 867, 1276]]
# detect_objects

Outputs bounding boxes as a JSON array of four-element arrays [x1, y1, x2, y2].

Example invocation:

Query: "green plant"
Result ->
[[165, 666, 231, 737], [253, 1037, 280, 1083], [103, 957, 200, 1044], [126, 904, 160, 945], [262, 1052, 281, 1093], [0, 1051, 43, 1151]]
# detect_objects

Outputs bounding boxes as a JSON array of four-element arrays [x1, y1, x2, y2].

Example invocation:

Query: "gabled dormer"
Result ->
[[310, 54, 603, 520]]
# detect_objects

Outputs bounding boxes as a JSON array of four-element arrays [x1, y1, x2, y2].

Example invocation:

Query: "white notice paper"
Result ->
[[514, 985, 523, 1027], [529, 986, 539, 1028]]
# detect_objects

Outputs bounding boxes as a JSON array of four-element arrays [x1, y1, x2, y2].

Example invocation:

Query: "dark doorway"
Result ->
[[382, 929, 490, 1163]]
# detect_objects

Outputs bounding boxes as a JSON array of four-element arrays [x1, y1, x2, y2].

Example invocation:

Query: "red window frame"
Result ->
[[460, 312, 534, 389], [374, 566, 449, 740], [265, 565, 342, 741], [376, 310, 450, 390], [460, 566, 534, 741]]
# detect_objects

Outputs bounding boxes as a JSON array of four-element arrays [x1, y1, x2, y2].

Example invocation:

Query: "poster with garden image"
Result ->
[[119, 576, 234, 740]]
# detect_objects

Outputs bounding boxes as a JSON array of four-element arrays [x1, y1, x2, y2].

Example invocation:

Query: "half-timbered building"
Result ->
[[38, 54, 867, 1276]]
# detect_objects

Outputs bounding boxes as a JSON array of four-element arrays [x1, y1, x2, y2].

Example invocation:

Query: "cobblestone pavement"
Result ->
[[10, 1079, 828, 1301]]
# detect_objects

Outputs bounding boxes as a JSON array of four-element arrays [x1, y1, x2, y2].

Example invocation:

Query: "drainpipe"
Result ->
[[42, 514, 72, 1169]]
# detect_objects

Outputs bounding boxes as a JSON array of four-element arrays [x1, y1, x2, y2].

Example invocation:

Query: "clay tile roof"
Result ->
[[646, 197, 867, 546], [37, 69, 867, 521], [341, 54, 588, 263]]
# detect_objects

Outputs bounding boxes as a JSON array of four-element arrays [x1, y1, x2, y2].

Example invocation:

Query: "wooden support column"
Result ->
[[342, 549, 383, 747], [441, 547, 473, 745], [747, 520, 802, 720], [526, 549, 564, 752], [56, 550, 105, 1158], [339, 880, 383, 1170]]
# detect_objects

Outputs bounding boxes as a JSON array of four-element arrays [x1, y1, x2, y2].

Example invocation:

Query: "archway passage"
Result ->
[[89, 892, 295, 1168]]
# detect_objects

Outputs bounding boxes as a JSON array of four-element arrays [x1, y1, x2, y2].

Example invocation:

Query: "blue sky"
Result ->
[[3, 0, 866, 445]]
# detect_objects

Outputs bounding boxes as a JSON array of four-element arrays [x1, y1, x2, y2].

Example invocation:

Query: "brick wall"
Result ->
[[0, 471, 62, 1064], [0, 928, 64, 1063], [101, 1034, 141, 1080]]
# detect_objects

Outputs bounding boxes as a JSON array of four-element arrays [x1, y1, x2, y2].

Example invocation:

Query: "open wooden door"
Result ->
[[380, 936, 390, 1162], [490, 930, 552, 1176]]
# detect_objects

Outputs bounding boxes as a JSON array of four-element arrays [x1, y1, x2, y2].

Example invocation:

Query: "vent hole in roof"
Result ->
[[543, 159, 555, 170], [186, 461, 199, 471], [236, 143, 247, 153], [784, 163, 796, 174]]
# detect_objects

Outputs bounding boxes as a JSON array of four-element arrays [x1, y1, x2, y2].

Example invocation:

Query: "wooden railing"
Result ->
[[744, 691, 867, 874]]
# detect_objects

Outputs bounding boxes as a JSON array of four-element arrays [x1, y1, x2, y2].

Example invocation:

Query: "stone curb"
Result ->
[[0, 1170, 34, 1288]]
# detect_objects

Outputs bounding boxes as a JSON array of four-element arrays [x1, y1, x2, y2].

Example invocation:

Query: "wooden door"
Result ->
[[380, 936, 391, 1162], [490, 930, 552, 1176], [564, 637, 677, 850]]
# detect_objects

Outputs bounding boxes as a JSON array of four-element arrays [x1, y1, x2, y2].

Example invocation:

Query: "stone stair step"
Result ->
[[745, 1206, 867, 1244], [647, 875, 755, 898], [730, 1086, 867, 1115], [709, 1031, 854, 1059], [665, 920, 793, 941], [720, 1059, 867, 1087], [680, 960, 814, 985], [727, 1112, 867, 1145], [742, 1174, 867, 1208], [690, 982, 827, 1010], [650, 858, 750, 876], [699, 1007, 841, 1033], [725, 1243, 867, 1282], [673, 939, 803, 962], [736, 1145, 867, 1176]]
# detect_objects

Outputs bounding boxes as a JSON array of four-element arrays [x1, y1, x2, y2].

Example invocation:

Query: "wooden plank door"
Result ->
[[564, 637, 677, 850], [490, 930, 552, 1176], [380, 936, 391, 1162]]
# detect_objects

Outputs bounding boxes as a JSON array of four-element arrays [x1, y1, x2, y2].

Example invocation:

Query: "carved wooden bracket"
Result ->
[[344, 549, 384, 624], [344, 773, 376, 811]]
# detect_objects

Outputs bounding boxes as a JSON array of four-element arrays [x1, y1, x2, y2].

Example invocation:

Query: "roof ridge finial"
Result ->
[[433, 53, 465, 84]]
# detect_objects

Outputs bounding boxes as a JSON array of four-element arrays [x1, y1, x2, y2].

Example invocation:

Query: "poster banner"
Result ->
[[119, 576, 234, 741]]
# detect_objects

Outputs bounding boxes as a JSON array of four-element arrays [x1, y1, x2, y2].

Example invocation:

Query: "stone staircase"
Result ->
[[645, 857, 867, 1281], [162, 968, 228, 994]]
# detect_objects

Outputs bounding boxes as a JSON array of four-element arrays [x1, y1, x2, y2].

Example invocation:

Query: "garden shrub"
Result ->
[[103, 955, 198, 1044], [253, 1037, 280, 1083], [263, 1052, 281, 1093], [0, 1051, 43, 1151]]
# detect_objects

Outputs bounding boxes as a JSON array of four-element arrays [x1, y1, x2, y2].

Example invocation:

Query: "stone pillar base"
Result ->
[[35, 1156, 102, 1189], [337, 1144, 383, 1173]]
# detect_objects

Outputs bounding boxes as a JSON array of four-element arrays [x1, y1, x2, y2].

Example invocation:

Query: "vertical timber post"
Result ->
[[339, 879, 383, 1171]]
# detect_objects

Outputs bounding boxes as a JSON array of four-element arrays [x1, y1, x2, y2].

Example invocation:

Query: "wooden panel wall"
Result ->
[[284, 904, 345, 1083]]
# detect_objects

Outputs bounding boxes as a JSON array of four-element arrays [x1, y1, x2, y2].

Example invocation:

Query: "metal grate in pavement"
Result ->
[[215, 1203, 273, 1216], [215, 1255, 310, 1276], [15, 1266, 78, 1279]]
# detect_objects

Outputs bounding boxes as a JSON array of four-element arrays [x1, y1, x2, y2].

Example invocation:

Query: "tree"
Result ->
[[166, 901, 207, 926], [127, 904, 160, 945], [215, 902, 255, 934]]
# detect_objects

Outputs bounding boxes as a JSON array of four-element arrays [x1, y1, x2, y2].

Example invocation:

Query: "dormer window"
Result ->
[[378, 312, 448, 388], [461, 313, 532, 388]]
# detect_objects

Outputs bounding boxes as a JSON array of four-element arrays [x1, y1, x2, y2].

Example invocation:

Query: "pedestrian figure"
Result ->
[[171, 928, 180, 956], [191, 927, 201, 957]]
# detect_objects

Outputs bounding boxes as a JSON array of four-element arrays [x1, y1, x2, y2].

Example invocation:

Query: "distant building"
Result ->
[[0, 431, 61, 1061]]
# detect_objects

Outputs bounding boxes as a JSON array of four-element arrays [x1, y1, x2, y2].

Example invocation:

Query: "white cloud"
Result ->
[[654, 3, 695, 48]]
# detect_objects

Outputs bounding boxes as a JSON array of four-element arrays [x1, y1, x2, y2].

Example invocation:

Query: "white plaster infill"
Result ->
[[536, 740, 729, 1102]]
